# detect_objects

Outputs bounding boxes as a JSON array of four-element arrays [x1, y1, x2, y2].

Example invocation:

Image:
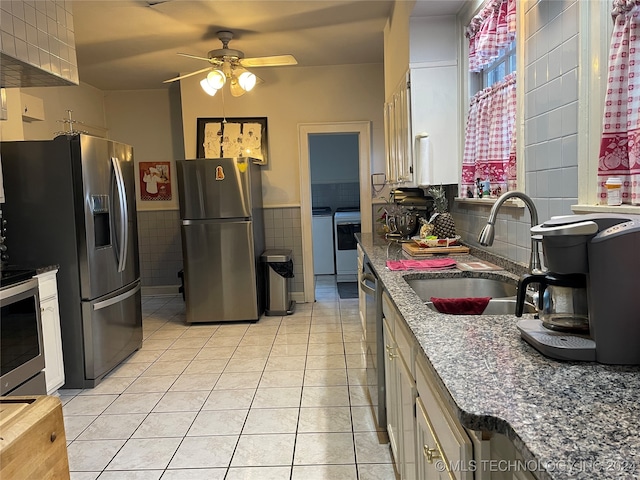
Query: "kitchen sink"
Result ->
[[406, 276, 518, 300], [405, 276, 537, 315]]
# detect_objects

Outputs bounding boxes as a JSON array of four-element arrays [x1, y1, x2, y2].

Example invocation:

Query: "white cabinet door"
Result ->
[[416, 397, 450, 480], [385, 71, 413, 185], [398, 351, 417, 480], [410, 64, 460, 186], [41, 296, 65, 393], [384, 300, 418, 480], [383, 317, 401, 463], [37, 271, 65, 394]]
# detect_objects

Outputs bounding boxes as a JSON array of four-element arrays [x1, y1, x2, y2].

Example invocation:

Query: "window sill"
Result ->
[[571, 204, 640, 215], [454, 197, 525, 209]]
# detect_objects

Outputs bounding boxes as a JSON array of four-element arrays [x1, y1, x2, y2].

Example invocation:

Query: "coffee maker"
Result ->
[[515, 213, 640, 364]]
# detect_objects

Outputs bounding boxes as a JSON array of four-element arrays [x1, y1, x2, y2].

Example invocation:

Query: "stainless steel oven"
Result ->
[[0, 278, 46, 395]]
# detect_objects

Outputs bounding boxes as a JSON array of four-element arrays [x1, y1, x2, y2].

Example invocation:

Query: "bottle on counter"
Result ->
[[605, 177, 623, 206]]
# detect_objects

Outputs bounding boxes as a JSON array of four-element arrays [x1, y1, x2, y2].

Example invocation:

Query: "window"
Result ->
[[482, 40, 516, 88], [461, 0, 517, 198]]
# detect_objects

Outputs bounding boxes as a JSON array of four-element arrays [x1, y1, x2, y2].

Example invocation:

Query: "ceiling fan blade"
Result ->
[[240, 54, 298, 68], [177, 52, 212, 62], [163, 67, 211, 83]]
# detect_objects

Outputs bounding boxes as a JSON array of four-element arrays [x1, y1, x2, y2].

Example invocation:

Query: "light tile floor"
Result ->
[[60, 276, 398, 479]]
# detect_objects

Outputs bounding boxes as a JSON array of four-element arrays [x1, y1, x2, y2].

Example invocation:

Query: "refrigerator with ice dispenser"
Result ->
[[176, 158, 265, 323], [1, 134, 142, 389]]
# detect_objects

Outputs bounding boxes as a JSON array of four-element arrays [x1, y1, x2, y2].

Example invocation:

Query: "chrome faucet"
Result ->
[[477, 191, 542, 273]]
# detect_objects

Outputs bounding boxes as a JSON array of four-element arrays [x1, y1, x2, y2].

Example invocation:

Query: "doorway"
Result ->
[[299, 122, 372, 303]]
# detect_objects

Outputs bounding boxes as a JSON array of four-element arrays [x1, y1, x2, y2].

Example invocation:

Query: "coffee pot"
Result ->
[[516, 272, 588, 332]]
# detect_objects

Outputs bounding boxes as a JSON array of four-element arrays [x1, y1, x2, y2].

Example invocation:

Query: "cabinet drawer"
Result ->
[[416, 355, 473, 480], [37, 274, 58, 301]]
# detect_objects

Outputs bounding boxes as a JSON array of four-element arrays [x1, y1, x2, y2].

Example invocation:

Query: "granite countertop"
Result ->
[[357, 233, 640, 480]]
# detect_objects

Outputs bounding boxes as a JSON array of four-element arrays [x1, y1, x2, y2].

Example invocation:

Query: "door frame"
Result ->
[[298, 121, 372, 303]]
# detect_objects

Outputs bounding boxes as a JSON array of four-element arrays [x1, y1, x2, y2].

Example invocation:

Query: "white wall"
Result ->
[[178, 63, 385, 207], [384, 0, 413, 98], [0, 82, 106, 141], [409, 15, 459, 64]]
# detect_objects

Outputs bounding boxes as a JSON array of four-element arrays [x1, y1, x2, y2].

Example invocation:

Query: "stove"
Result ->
[[333, 208, 361, 281], [0, 268, 37, 288]]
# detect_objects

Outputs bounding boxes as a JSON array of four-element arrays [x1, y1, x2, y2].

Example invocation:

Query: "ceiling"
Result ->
[[71, 0, 466, 91]]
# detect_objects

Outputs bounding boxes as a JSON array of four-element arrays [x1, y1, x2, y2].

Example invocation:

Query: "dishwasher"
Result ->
[[361, 258, 386, 431]]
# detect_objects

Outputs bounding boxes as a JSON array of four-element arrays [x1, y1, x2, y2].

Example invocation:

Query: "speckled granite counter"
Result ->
[[357, 233, 640, 480]]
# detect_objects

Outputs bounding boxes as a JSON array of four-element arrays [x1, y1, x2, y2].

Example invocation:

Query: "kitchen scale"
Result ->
[[517, 319, 596, 362]]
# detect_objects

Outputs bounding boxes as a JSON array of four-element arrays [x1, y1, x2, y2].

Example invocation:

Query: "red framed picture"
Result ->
[[139, 161, 172, 201]]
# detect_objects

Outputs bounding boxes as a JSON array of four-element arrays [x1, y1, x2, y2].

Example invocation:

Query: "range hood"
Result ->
[[0, 0, 79, 88]]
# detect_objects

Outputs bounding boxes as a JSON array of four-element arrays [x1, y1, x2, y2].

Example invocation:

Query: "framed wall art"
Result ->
[[139, 161, 172, 201], [196, 117, 268, 165]]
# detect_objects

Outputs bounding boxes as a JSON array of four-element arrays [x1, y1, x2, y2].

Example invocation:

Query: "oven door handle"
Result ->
[[360, 273, 376, 297], [0, 278, 39, 302]]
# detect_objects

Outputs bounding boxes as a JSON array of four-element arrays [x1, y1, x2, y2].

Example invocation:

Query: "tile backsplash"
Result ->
[[137, 210, 182, 288], [0, 0, 79, 87], [264, 207, 304, 295]]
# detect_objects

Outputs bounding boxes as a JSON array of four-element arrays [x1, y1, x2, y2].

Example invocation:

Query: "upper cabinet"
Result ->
[[385, 72, 413, 185], [384, 64, 460, 187], [383, 10, 461, 188]]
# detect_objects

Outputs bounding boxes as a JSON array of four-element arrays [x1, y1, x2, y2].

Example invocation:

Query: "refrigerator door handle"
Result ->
[[111, 156, 129, 273], [93, 281, 141, 311]]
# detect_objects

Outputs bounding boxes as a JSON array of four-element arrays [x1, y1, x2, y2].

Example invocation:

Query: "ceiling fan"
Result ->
[[163, 30, 298, 97]]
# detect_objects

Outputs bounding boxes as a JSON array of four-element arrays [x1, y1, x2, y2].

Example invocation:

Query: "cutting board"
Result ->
[[0, 396, 70, 480], [456, 260, 504, 271], [402, 242, 470, 257]]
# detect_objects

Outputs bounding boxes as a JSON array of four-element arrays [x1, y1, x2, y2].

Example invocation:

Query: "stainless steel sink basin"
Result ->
[[405, 276, 537, 315], [424, 298, 536, 315], [406, 276, 517, 300]]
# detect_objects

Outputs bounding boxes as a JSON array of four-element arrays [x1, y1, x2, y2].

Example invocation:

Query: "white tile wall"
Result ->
[[0, 0, 78, 86], [453, 0, 581, 267]]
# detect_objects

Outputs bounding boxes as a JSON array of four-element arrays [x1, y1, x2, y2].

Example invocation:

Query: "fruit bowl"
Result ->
[[412, 235, 461, 248]]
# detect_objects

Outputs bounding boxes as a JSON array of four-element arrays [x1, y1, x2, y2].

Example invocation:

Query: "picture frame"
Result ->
[[196, 117, 268, 165], [135, 160, 178, 211], [139, 161, 172, 201]]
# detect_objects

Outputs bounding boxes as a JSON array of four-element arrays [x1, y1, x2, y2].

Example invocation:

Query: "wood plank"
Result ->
[[402, 243, 470, 257]]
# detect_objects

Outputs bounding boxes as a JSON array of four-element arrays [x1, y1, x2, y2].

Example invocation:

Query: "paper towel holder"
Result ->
[[371, 173, 387, 195]]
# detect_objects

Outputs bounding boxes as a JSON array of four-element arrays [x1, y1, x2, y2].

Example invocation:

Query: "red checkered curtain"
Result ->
[[462, 73, 517, 195], [466, 0, 517, 72], [598, 0, 640, 205]]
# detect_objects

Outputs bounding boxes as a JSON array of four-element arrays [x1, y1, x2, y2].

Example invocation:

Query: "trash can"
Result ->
[[261, 249, 296, 316]]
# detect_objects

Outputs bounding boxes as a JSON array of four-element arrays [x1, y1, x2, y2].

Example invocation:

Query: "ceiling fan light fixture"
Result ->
[[229, 77, 246, 97], [206, 69, 226, 89], [237, 70, 257, 92], [200, 78, 218, 96]]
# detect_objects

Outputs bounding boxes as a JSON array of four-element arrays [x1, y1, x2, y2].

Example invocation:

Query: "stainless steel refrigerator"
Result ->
[[176, 158, 265, 323], [1, 134, 142, 389]]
